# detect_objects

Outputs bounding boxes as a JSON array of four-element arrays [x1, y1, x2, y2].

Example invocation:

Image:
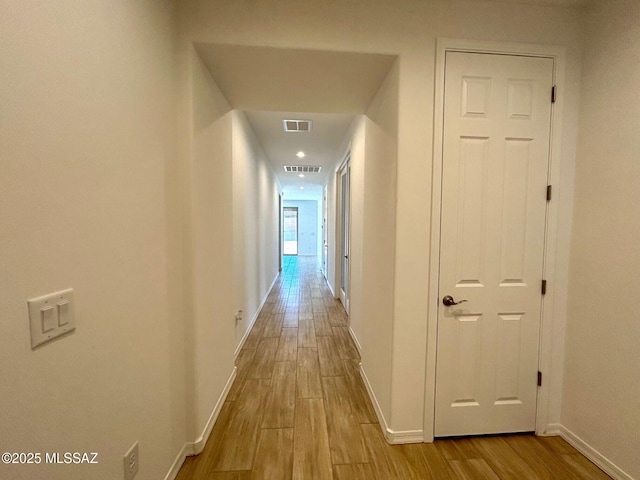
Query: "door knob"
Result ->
[[442, 295, 468, 306]]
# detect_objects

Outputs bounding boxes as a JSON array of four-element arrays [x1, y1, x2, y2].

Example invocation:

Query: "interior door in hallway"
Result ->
[[322, 184, 328, 279], [338, 159, 351, 313], [435, 52, 554, 436]]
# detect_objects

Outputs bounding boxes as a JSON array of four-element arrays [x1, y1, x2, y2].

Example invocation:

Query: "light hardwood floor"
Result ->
[[177, 256, 610, 480]]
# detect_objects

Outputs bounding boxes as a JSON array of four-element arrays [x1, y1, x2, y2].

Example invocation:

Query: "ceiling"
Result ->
[[245, 111, 355, 193], [195, 44, 396, 193]]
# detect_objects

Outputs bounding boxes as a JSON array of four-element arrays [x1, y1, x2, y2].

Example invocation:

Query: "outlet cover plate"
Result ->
[[123, 441, 139, 480]]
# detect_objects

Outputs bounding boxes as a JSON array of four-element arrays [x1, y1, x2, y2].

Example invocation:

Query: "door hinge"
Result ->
[[537, 371, 542, 387], [541, 280, 547, 295], [551, 85, 557, 103], [546, 185, 552, 202]]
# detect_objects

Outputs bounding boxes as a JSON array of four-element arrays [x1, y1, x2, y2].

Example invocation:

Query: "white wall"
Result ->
[[0, 2, 178, 479], [283, 200, 319, 256], [326, 59, 400, 434], [360, 60, 399, 431], [562, 2, 640, 478], [180, 48, 281, 463], [232, 111, 281, 344], [190, 49, 236, 442]]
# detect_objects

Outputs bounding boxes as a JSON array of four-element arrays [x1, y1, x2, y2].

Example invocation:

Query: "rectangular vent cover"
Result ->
[[284, 165, 322, 173], [283, 119, 313, 132]]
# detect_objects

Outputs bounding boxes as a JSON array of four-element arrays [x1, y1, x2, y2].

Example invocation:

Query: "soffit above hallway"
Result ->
[[193, 43, 397, 113]]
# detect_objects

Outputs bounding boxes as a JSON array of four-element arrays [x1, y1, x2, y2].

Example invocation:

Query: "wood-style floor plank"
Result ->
[[332, 326, 359, 359], [342, 359, 378, 424], [298, 303, 314, 320], [208, 379, 270, 472], [469, 436, 539, 479], [262, 313, 284, 337], [327, 305, 348, 326], [297, 319, 317, 348], [247, 337, 278, 379], [293, 398, 333, 480], [449, 459, 500, 480], [252, 428, 293, 480], [399, 443, 457, 479], [312, 299, 327, 315], [333, 463, 378, 480], [561, 453, 613, 480], [503, 434, 582, 480], [242, 321, 265, 350], [313, 313, 333, 336], [275, 327, 298, 362], [539, 435, 580, 454], [361, 423, 419, 479], [226, 349, 255, 402], [261, 361, 296, 428], [322, 375, 370, 464], [296, 347, 322, 398], [208, 472, 251, 480], [258, 312, 271, 324], [273, 296, 287, 314], [283, 310, 298, 327], [324, 295, 339, 307], [317, 335, 345, 376], [435, 437, 484, 460]]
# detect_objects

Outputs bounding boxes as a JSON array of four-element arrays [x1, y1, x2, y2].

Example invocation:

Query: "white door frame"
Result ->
[[279, 193, 283, 272], [336, 151, 351, 312], [322, 184, 328, 279], [424, 38, 568, 442]]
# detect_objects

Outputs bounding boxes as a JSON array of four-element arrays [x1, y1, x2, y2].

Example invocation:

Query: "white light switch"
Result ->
[[57, 301, 70, 327], [28, 289, 75, 348], [40, 306, 55, 333]]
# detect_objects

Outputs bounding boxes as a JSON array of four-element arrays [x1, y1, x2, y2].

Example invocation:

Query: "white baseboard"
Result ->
[[359, 363, 424, 445], [359, 363, 389, 436], [542, 423, 562, 436], [327, 281, 335, 298], [386, 429, 424, 444], [164, 366, 237, 480], [348, 327, 362, 353], [234, 273, 279, 357], [192, 366, 237, 454], [164, 443, 190, 480], [559, 425, 634, 480]]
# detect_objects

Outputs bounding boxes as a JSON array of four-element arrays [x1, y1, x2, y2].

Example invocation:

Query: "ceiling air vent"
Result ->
[[282, 119, 313, 132], [283, 165, 322, 173]]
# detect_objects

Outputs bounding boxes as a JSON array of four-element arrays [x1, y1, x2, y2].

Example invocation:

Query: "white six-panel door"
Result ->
[[435, 52, 554, 436]]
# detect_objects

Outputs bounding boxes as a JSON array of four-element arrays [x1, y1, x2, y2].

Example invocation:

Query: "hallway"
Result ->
[[176, 256, 611, 480]]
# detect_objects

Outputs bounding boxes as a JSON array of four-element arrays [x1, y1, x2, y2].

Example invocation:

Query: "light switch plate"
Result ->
[[28, 289, 75, 348]]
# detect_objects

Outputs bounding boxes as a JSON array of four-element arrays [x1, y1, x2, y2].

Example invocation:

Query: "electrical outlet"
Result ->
[[123, 442, 139, 480]]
